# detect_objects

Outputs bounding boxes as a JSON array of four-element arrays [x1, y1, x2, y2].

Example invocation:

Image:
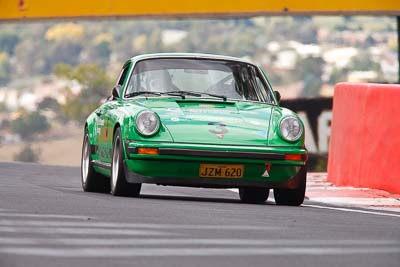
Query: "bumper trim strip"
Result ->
[[158, 148, 285, 160]]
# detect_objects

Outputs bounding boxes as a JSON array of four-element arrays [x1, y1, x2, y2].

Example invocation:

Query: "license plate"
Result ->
[[199, 164, 244, 178]]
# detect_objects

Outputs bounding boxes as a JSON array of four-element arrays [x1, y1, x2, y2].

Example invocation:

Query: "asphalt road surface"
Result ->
[[0, 162, 399, 267]]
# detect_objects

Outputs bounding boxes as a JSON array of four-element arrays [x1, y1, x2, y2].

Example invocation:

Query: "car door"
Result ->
[[94, 102, 114, 165], [96, 62, 132, 165]]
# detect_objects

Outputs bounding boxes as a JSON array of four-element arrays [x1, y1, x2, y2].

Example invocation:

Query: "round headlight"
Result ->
[[135, 110, 160, 136], [279, 116, 303, 142]]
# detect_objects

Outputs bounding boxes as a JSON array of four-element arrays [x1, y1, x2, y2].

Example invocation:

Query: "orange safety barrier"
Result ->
[[327, 83, 400, 194]]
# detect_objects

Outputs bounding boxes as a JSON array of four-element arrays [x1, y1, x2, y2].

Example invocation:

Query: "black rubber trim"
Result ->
[[126, 146, 138, 155], [90, 145, 97, 154], [123, 161, 306, 189], [91, 160, 111, 170], [158, 148, 285, 160]]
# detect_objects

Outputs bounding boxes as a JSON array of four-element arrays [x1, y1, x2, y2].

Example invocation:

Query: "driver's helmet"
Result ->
[[146, 70, 174, 92]]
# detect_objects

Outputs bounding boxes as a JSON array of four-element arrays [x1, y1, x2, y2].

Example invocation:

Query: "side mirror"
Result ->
[[112, 85, 121, 100], [274, 91, 281, 103]]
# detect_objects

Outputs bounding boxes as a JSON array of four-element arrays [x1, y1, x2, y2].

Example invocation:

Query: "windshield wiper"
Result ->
[[125, 90, 227, 101], [125, 90, 201, 99], [167, 91, 202, 98], [199, 92, 227, 101], [167, 90, 227, 101], [164, 91, 202, 99], [125, 91, 162, 98]]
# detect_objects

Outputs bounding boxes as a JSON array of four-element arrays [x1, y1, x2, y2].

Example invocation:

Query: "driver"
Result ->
[[146, 70, 178, 92]]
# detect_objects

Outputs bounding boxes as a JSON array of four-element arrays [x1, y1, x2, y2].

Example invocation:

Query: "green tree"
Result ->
[[92, 41, 111, 66], [47, 41, 82, 69], [10, 111, 50, 140], [0, 52, 10, 85], [347, 51, 384, 81], [37, 97, 68, 122], [349, 52, 381, 72], [14, 38, 49, 76], [329, 67, 348, 84], [0, 101, 7, 112], [37, 97, 60, 111], [0, 32, 20, 55], [54, 63, 113, 122], [295, 56, 325, 97], [13, 144, 41, 163], [302, 74, 323, 97], [293, 17, 318, 44]]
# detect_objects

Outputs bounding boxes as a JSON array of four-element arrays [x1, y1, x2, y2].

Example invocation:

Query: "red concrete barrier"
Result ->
[[327, 83, 400, 194]]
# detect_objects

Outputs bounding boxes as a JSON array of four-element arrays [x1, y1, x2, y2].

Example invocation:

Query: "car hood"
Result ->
[[129, 98, 273, 146]]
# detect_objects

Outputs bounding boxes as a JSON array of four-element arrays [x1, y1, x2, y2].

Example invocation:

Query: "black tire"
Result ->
[[274, 166, 307, 206], [239, 187, 269, 204], [81, 128, 110, 193], [110, 128, 142, 197]]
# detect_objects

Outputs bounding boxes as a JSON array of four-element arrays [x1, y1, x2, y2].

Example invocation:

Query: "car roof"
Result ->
[[129, 53, 254, 65]]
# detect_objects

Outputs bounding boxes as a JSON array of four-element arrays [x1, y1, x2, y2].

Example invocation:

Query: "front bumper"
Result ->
[[123, 141, 307, 189]]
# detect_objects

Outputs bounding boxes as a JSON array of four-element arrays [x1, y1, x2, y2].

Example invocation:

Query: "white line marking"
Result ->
[[303, 204, 400, 218], [228, 189, 400, 217], [0, 220, 275, 230], [0, 237, 398, 246], [0, 246, 398, 257], [0, 227, 173, 236], [307, 197, 400, 206], [307, 187, 369, 191], [0, 212, 91, 220]]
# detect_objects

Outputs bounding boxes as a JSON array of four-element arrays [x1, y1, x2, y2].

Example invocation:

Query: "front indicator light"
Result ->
[[285, 154, 303, 161], [137, 148, 159, 155]]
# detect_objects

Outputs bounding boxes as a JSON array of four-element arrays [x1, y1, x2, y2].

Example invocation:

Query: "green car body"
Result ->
[[81, 53, 308, 205]]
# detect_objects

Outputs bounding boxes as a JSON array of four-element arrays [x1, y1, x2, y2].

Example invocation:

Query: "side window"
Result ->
[[117, 64, 130, 87], [255, 76, 274, 104], [125, 72, 140, 95]]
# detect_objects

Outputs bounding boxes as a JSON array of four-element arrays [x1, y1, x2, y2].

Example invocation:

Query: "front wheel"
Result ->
[[239, 187, 269, 204], [110, 128, 142, 197], [274, 166, 307, 206]]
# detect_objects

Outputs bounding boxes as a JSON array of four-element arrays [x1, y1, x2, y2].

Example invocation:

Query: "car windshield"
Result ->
[[124, 58, 276, 104]]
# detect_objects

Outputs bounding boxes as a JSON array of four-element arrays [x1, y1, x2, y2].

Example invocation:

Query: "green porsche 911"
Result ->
[[81, 53, 308, 205]]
